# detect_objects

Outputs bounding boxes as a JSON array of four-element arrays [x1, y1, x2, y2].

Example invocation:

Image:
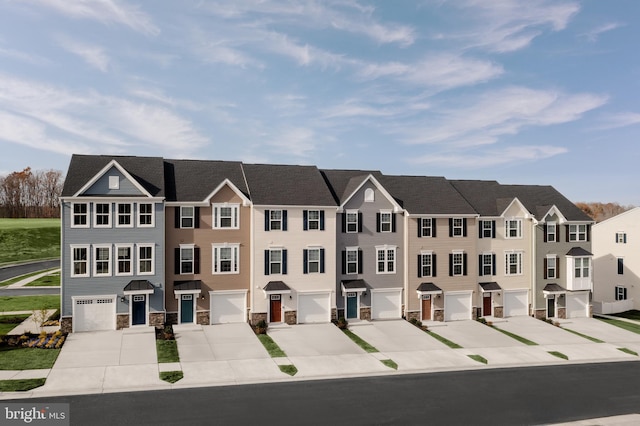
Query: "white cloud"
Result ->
[[581, 22, 624, 42], [597, 112, 640, 130], [266, 127, 318, 158], [409, 145, 568, 168], [56, 37, 110, 72]]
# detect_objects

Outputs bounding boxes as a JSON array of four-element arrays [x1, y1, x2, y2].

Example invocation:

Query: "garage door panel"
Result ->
[[210, 292, 246, 324], [372, 290, 401, 320], [444, 293, 471, 321], [74, 297, 115, 332], [298, 293, 330, 323], [566, 293, 588, 318], [504, 290, 528, 317]]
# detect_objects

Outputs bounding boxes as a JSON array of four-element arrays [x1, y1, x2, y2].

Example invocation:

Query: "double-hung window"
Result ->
[[481, 220, 494, 238], [480, 253, 494, 276], [616, 232, 627, 243], [345, 247, 359, 274], [94, 203, 111, 227], [546, 222, 557, 242], [451, 251, 465, 276], [93, 245, 111, 276], [116, 244, 133, 276], [569, 224, 588, 242], [505, 251, 523, 275], [179, 245, 195, 274], [419, 218, 434, 237], [615, 286, 628, 301], [379, 211, 392, 232], [304, 248, 324, 274], [269, 210, 283, 230], [376, 246, 396, 274], [116, 203, 133, 227], [506, 219, 522, 238], [180, 207, 195, 229], [304, 210, 322, 230], [213, 204, 239, 229], [574, 257, 590, 278], [265, 249, 287, 275], [72, 203, 89, 228], [346, 210, 359, 233], [419, 252, 434, 277], [546, 255, 557, 279], [138, 203, 154, 227], [451, 218, 464, 237], [71, 245, 89, 277], [213, 244, 239, 273], [138, 244, 154, 275]]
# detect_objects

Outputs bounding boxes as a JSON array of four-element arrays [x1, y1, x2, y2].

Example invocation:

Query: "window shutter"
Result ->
[[174, 248, 180, 274], [303, 210, 308, 231], [587, 225, 591, 242], [392, 214, 396, 232], [556, 256, 560, 278], [624, 233, 627, 243], [432, 218, 437, 238], [478, 255, 483, 276], [449, 254, 453, 276], [432, 254, 437, 277], [194, 247, 200, 274], [357, 249, 363, 274], [320, 211, 325, 230], [618, 258, 623, 275], [376, 213, 381, 233], [358, 212, 363, 233], [492, 254, 496, 276], [320, 249, 325, 273], [194, 207, 200, 229], [341, 213, 346, 233], [478, 221, 483, 239], [264, 250, 270, 275], [175, 208, 180, 228], [543, 224, 548, 242], [303, 249, 308, 274], [565, 225, 570, 242], [463, 219, 467, 237], [282, 249, 287, 274], [544, 258, 548, 279], [341, 251, 346, 275], [418, 254, 423, 278], [417, 218, 422, 238], [264, 210, 270, 231], [463, 253, 467, 276], [449, 218, 453, 237], [282, 210, 288, 231], [491, 221, 496, 238]]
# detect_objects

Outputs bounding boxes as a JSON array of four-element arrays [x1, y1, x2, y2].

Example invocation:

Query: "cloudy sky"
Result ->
[[0, 0, 638, 204]]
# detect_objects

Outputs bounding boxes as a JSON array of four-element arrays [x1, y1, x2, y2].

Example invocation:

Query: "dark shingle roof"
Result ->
[[123, 280, 154, 291], [174, 280, 202, 291], [264, 281, 291, 292], [566, 247, 593, 256], [479, 282, 501, 292], [164, 159, 248, 202], [342, 279, 368, 290], [320, 169, 383, 204], [243, 163, 336, 206], [416, 282, 442, 293], [62, 154, 165, 197], [543, 283, 565, 293]]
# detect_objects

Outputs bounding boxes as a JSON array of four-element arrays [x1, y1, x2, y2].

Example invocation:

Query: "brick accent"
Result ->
[[331, 308, 338, 321], [360, 307, 371, 321], [60, 317, 72, 334], [284, 310, 297, 325], [197, 311, 209, 325], [534, 309, 546, 320], [406, 311, 420, 322], [251, 312, 267, 326], [165, 312, 178, 325], [149, 312, 165, 329], [116, 314, 129, 330], [493, 306, 504, 318], [558, 307, 566, 319], [433, 309, 444, 322]]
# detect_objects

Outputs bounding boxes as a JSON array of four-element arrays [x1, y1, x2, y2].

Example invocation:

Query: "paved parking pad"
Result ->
[[268, 323, 364, 356], [202, 323, 269, 360], [174, 325, 215, 362], [429, 320, 525, 348], [493, 316, 587, 345], [539, 344, 637, 362], [560, 318, 640, 345], [468, 346, 558, 365], [178, 359, 285, 385], [382, 349, 480, 371], [348, 320, 448, 352], [288, 354, 390, 378]]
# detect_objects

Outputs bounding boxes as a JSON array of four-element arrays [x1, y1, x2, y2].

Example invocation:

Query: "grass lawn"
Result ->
[[0, 314, 31, 335], [381, 359, 398, 370], [426, 330, 463, 349], [548, 351, 568, 360], [257, 334, 287, 358], [0, 219, 60, 266], [492, 326, 538, 346], [160, 371, 183, 383], [611, 310, 640, 321], [156, 340, 180, 363], [597, 317, 640, 335], [618, 347, 639, 356], [278, 365, 298, 376], [0, 269, 58, 287], [0, 295, 60, 313], [468, 354, 488, 364], [342, 329, 378, 353], [25, 271, 60, 287], [562, 328, 604, 343], [0, 347, 60, 370], [0, 378, 46, 392]]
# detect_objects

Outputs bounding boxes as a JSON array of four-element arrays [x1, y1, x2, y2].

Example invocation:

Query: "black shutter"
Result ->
[[478, 221, 483, 239], [417, 218, 423, 238], [357, 249, 363, 273], [282, 210, 288, 231], [565, 225, 570, 242], [556, 256, 560, 278], [320, 249, 325, 273], [479, 254, 483, 276], [492, 254, 496, 276], [282, 249, 287, 274], [491, 221, 496, 238], [341, 213, 346, 233], [194, 247, 200, 274], [358, 212, 363, 233], [449, 218, 453, 237], [544, 258, 548, 279], [264, 250, 270, 275], [174, 248, 180, 274], [194, 207, 200, 229], [432, 254, 437, 277], [462, 219, 467, 237], [341, 251, 347, 275], [449, 254, 453, 276], [543, 224, 548, 242], [418, 254, 422, 278], [303, 249, 308, 274], [587, 225, 591, 242], [618, 258, 623, 275], [392, 213, 396, 232], [175, 207, 180, 228], [320, 211, 325, 230], [432, 218, 437, 238], [264, 210, 270, 231], [376, 213, 381, 233], [303, 210, 308, 231], [463, 253, 467, 276]]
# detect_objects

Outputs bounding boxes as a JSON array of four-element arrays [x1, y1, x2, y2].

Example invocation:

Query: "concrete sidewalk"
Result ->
[[6, 269, 60, 289]]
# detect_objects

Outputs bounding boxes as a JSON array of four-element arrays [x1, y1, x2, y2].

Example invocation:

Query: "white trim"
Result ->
[[177, 292, 198, 324], [375, 245, 397, 274], [204, 178, 251, 206], [178, 244, 196, 275], [379, 209, 393, 233], [70, 202, 90, 228], [179, 206, 195, 229], [72, 294, 117, 333], [499, 198, 532, 219], [115, 244, 134, 276], [137, 243, 155, 275], [345, 209, 359, 233], [108, 175, 120, 190], [209, 289, 248, 324], [93, 244, 112, 277], [73, 160, 153, 198], [212, 243, 240, 274], [541, 205, 568, 224], [129, 293, 150, 327], [93, 202, 112, 228], [137, 202, 155, 228], [212, 203, 240, 229], [70, 244, 90, 277], [504, 250, 524, 276], [339, 174, 403, 212], [504, 218, 523, 239]]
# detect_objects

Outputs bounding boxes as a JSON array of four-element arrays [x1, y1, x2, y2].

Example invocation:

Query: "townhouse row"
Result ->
[[59, 154, 594, 333]]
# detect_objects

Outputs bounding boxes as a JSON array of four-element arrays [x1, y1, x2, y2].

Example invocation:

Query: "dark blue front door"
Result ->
[[132, 295, 146, 325], [181, 295, 194, 323], [346, 293, 357, 319]]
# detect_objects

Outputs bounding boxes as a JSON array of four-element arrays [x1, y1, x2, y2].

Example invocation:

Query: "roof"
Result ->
[[62, 154, 165, 197], [416, 282, 442, 293], [479, 282, 501, 292], [164, 159, 248, 202], [174, 280, 202, 291], [566, 247, 593, 256], [543, 283, 566, 293], [320, 169, 382, 204], [342, 279, 368, 290], [263, 281, 291, 292], [243, 163, 336, 206], [123, 280, 154, 291]]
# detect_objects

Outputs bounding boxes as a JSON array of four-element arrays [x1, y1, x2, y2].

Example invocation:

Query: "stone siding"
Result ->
[[406, 311, 420, 322], [360, 307, 371, 321], [60, 317, 72, 334], [285, 310, 297, 325], [149, 312, 165, 328], [116, 314, 129, 330], [165, 312, 178, 325], [493, 306, 504, 318], [197, 311, 209, 325], [433, 309, 444, 322], [251, 312, 267, 326]]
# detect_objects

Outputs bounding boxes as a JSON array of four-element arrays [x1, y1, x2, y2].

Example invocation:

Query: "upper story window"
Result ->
[[418, 218, 435, 238], [343, 247, 361, 275], [480, 220, 495, 239], [615, 286, 628, 301], [505, 251, 523, 275], [265, 209, 287, 231], [616, 232, 627, 244], [376, 246, 396, 274], [479, 253, 495, 277], [303, 248, 325, 274], [618, 257, 624, 275], [545, 255, 557, 279], [364, 188, 375, 202], [569, 224, 588, 242], [304, 210, 324, 231], [71, 245, 89, 277], [179, 245, 195, 274], [574, 257, 590, 278], [506, 219, 522, 239], [546, 222, 556, 242], [72, 203, 89, 228], [94, 203, 111, 228], [378, 211, 392, 233], [451, 218, 464, 237], [265, 248, 287, 275], [116, 244, 133, 276], [346, 210, 359, 233], [108, 176, 119, 190], [213, 244, 239, 274], [418, 252, 435, 278], [138, 244, 154, 275], [180, 206, 195, 229], [138, 203, 154, 227], [449, 251, 467, 276], [93, 245, 112, 276], [213, 204, 239, 229], [116, 203, 133, 228]]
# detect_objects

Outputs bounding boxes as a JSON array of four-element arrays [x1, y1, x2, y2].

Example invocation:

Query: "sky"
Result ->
[[0, 1, 639, 205]]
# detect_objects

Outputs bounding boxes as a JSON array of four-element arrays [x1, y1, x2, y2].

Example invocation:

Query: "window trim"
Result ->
[[179, 244, 195, 275], [451, 251, 464, 276], [269, 209, 283, 231], [569, 224, 588, 242], [505, 219, 523, 239], [482, 220, 493, 238], [93, 244, 112, 277], [574, 256, 590, 278], [616, 232, 627, 244], [420, 251, 434, 278], [305, 247, 322, 274], [93, 202, 112, 228], [305, 209, 322, 231], [617, 257, 624, 275], [180, 206, 195, 229], [71, 203, 89, 228], [137, 203, 155, 228], [70, 244, 90, 277], [346, 209, 359, 233], [505, 250, 523, 276], [420, 218, 434, 238], [480, 253, 494, 277], [379, 210, 392, 233], [212, 203, 240, 229], [115, 244, 134, 276], [212, 243, 240, 274], [116, 203, 134, 228], [345, 247, 359, 275], [546, 222, 557, 242], [615, 285, 628, 301], [546, 255, 557, 279], [376, 245, 396, 274], [137, 244, 155, 275], [452, 218, 464, 237], [268, 248, 284, 275]]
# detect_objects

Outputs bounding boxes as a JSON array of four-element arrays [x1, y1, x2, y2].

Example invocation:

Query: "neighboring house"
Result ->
[[60, 155, 166, 333], [321, 170, 405, 321], [164, 160, 251, 325], [593, 207, 640, 314], [243, 164, 337, 325]]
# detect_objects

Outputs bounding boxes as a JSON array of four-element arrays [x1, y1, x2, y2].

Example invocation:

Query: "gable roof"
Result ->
[[164, 159, 248, 202], [62, 154, 165, 197], [243, 163, 336, 206], [320, 169, 383, 204]]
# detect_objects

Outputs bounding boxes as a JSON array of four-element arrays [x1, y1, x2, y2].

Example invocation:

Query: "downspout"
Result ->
[[403, 211, 409, 319], [531, 218, 537, 316]]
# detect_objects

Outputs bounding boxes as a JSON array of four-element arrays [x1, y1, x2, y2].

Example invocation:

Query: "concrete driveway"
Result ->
[[430, 319, 525, 348], [558, 317, 640, 356]]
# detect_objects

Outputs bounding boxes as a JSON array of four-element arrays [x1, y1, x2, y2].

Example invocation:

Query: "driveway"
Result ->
[[559, 317, 640, 355], [431, 320, 525, 348]]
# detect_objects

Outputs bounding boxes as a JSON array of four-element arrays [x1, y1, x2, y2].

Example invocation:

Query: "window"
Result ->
[[616, 232, 627, 244], [94, 203, 111, 227], [138, 203, 154, 227], [574, 257, 590, 278], [451, 218, 464, 237], [479, 253, 495, 276], [506, 219, 522, 238], [505, 251, 523, 275], [480, 220, 495, 238], [138, 244, 154, 275], [418, 252, 435, 278], [108, 175, 119, 189], [213, 244, 239, 273], [268, 210, 284, 231], [451, 252, 465, 276], [180, 206, 195, 229], [379, 211, 392, 232], [179, 245, 194, 274], [376, 247, 396, 274], [93, 245, 111, 276], [304, 248, 324, 274], [72, 203, 89, 228], [546, 256, 556, 279], [116, 245, 133, 276], [304, 210, 324, 231], [213, 204, 239, 229], [615, 286, 628, 301], [364, 188, 375, 202], [345, 248, 360, 274], [618, 257, 624, 275], [418, 218, 435, 238], [71, 245, 89, 277], [116, 203, 133, 227], [546, 222, 556, 242], [569, 224, 588, 242], [265, 249, 287, 275], [346, 210, 358, 233]]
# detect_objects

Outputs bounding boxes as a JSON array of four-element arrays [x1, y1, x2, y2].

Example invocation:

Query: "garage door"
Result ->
[[298, 292, 331, 323], [73, 296, 116, 332], [371, 289, 402, 320], [566, 292, 589, 318], [503, 290, 529, 317], [444, 292, 472, 321], [210, 291, 247, 324]]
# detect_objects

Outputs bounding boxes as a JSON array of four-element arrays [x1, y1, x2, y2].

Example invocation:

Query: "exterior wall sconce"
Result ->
[[120, 296, 127, 303]]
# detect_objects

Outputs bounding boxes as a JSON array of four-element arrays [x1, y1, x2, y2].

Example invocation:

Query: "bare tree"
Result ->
[[0, 167, 63, 218]]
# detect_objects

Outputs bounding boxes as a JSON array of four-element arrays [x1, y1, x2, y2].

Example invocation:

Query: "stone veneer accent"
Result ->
[[472, 307, 480, 320], [284, 310, 297, 325], [558, 307, 566, 319], [60, 317, 72, 334], [165, 312, 178, 325], [331, 308, 338, 321], [360, 307, 371, 321], [406, 311, 420, 322], [251, 312, 267, 326], [149, 312, 165, 329], [197, 311, 209, 325], [493, 306, 504, 318], [433, 309, 444, 322], [534, 309, 546, 320], [116, 314, 129, 330]]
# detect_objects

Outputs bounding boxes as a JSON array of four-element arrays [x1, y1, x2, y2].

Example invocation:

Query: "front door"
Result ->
[[483, 293, 492, 316], [270, 295, 282, 322], [421, 295, 431, 321], [346, 293, 358, 319], [181, 294, 194, 323], [547, 296, 555, 318], [132, 295, 146, 325]]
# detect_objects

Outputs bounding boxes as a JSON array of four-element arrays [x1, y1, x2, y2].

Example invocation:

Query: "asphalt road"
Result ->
[[12, 361, 640, 426], [0, 259, 60, 296]]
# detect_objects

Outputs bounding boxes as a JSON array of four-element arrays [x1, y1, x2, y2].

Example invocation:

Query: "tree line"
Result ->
[[0, 167, 64, 218], [575, 202, 634, 223]]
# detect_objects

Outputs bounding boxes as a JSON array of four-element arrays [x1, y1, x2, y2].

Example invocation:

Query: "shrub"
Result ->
[[477, 317, 487, 325], [336, 317, 348, 330], [254, 319, 268, 334]]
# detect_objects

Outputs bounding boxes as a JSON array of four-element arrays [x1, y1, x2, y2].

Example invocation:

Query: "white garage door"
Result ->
[[444, 292, 472, 321], [210, 291, 247, 324], [371, 289, 402, 320], [566, 292, 589, 318], [73, 296, 116, 332], [298, 292, 331, 323], [503, 290, 529, 317]]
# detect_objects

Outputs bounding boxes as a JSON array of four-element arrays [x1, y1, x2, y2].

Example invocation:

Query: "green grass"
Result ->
[[279, 365, 298, 376], [0, 378, 46, 392], [468, 354, 487, 364], [0, 347, 61, 370], [257, 334, 287, 357], [611, 310, 640, 321], [426, 330, 463, 349], [492, 326, 538, 346], [342, 329, 378, 353], [0, 268, 59, 287], [618, 347, 639, 356], [0, 295, 60, 313], [597, 317, 640, 335], [0, 220, 60, 266], [562, 328, 604, 343], [0, 314, 31, 335], [548, 351, 568, 360], [156, 340, 180, 363], [381, 359, 398, 370], [160, 371, 183, 383], [25, 271, 60, 287]]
